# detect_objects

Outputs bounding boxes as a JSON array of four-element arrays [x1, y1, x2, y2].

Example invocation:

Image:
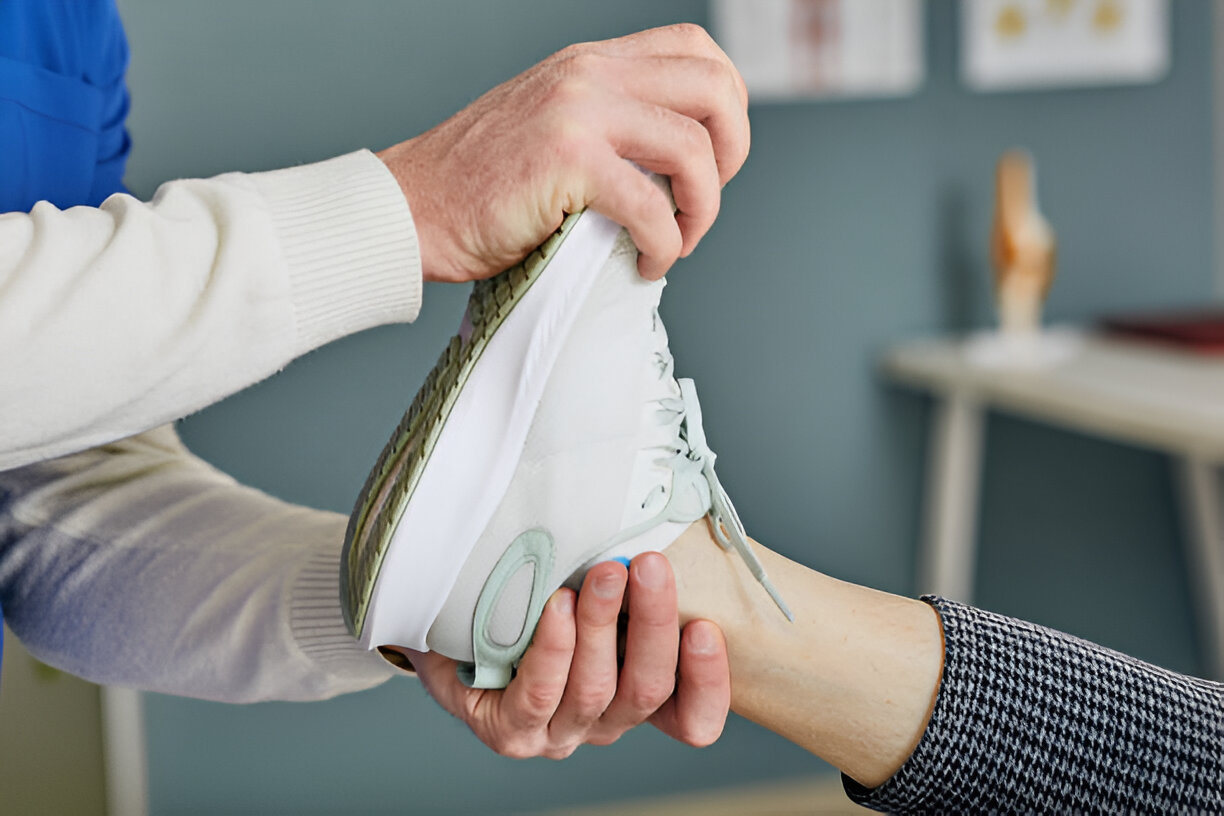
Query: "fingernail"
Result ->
[[593, 570, 623, 599], [635, 552, 665, 589], [552, 590, 574, 615], [688, 622, 717, 656]]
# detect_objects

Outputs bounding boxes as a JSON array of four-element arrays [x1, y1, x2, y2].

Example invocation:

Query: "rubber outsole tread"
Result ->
[[341, 213, 583, 638]]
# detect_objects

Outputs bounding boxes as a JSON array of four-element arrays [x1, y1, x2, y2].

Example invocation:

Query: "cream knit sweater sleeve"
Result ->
[[0, 149, 421, 471], [0, 149, 421, 700], [0, 424, 398, 702]]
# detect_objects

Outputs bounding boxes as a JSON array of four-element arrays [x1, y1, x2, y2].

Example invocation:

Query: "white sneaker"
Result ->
[[342, 207, 790, 688]]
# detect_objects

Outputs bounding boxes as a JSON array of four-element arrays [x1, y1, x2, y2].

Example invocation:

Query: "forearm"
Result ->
[[0, 425, 396, 702], [0, 150, 421, 471], [666, 522, 1224, 812], [665, 524, 943, 788]]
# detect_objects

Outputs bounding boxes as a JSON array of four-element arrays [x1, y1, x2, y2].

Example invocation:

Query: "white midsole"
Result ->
[[361, 211, 623, 651]]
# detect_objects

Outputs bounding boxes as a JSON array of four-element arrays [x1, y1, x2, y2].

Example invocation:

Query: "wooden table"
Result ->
[[883, 331, 1224, 678]]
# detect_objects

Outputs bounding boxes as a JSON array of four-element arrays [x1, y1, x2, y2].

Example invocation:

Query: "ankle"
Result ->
[[664, 522, 802, 639]]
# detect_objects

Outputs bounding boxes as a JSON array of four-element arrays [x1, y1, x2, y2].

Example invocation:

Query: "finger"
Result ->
[[595, 24, 732, 70], [406, 648, 463, 708], [649, 620, 730, 747], [556, 46, 747, 186], [403, 647, 498, 730], [597, 96, 721, 258], [593, 24, 749, 111], [547, 562, 628, 750], [556, 25, 748, 182], [605, 55, 750, 187], [582, 151, 683, 280], [500, 590, 576, 736], [590, 552, 679, 741]]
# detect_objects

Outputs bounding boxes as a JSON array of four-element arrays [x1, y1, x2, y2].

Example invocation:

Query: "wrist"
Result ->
[[377, 139, 473, 285]]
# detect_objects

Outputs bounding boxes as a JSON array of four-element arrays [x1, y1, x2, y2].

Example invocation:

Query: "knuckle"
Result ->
[[497, 736, 539, 760], [555, 40, 593, 62], [544, 76, 593, 113], [704, 187, 722, 221], [487, 732, 514, 756], [693, 54, 727, 87], [544, 743, 579, 761], [564, 713, 599, 737], [688, 199, 720, 235], [670, 22, 713, 49], [732, 133, 750, 168], [564, 49, 604, 79], [571, 686, 615, 719], [692, 183, 721, 223], [630, 679, 675, 713], [632, 183, 667, 226], [583, 729, 622, 747], [554, 42, 582, 61], [522, 683, 562, 717], [548, 42, 589, 72], [677, 115, 711, 152], [664, 224, 685, 260]]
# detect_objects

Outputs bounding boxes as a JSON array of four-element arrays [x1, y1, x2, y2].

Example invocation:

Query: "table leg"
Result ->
[[102, 686, 148, 816], [918, 391, 985, 603], [1174, 457, 1224, 680]]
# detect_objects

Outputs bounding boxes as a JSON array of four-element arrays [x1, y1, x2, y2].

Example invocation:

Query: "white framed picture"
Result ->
[[961, 0, 1168, 91], [711, 0, 924, 101]]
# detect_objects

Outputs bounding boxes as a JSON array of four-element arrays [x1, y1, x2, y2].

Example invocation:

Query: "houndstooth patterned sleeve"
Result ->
[[844, 597, 1224, 813]]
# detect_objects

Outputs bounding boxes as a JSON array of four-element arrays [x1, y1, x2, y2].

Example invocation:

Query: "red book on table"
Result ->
[[1102, 309, 1224, 353]]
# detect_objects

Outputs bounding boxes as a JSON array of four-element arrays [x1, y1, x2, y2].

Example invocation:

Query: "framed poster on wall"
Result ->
[[961, 0, 1168, 91], [711, 0, 924, 101]]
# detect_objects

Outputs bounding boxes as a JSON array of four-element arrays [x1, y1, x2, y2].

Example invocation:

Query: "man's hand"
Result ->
[[399, 552, 731, 759], [378, 23, 749, 283]]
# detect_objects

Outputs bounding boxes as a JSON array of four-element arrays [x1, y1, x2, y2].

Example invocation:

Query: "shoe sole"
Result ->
[[341, 211, 621, 647]]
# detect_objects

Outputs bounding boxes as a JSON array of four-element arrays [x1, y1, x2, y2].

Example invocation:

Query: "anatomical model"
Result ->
[[991, 150, 1056, 336]]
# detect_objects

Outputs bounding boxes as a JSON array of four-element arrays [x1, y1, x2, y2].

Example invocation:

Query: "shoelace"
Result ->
[[642, 317, 793, 622], [668, 379, 793, 621]]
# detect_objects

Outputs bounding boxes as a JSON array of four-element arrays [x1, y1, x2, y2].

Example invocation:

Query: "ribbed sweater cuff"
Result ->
[[290, 540, 407, 681], [252, 150, 422, 355]]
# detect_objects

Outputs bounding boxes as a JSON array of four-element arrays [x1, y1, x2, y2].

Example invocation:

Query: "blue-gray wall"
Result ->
[[116, 1, 1213, 813]]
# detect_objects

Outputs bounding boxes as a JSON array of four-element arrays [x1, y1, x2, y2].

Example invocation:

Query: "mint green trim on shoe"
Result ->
[[459, 529, 556, 689]]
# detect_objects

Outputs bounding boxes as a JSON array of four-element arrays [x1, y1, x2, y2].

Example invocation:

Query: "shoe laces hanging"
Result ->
[[638, 312, 793, 621]]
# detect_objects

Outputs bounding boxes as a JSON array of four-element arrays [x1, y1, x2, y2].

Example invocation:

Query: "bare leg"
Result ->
[[664, 522, 944, 789]]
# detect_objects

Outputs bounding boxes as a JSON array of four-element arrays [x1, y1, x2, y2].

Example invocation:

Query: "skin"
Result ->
[[377, 23, 750, 283], [401, 555, 730, 760], [394, 518, 943, 781], [664, 522, 945, 789], [376, 24, 748, 758]]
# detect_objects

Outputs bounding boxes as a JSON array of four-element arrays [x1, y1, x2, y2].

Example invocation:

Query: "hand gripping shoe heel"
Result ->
[[342, 207, 791, 688]]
